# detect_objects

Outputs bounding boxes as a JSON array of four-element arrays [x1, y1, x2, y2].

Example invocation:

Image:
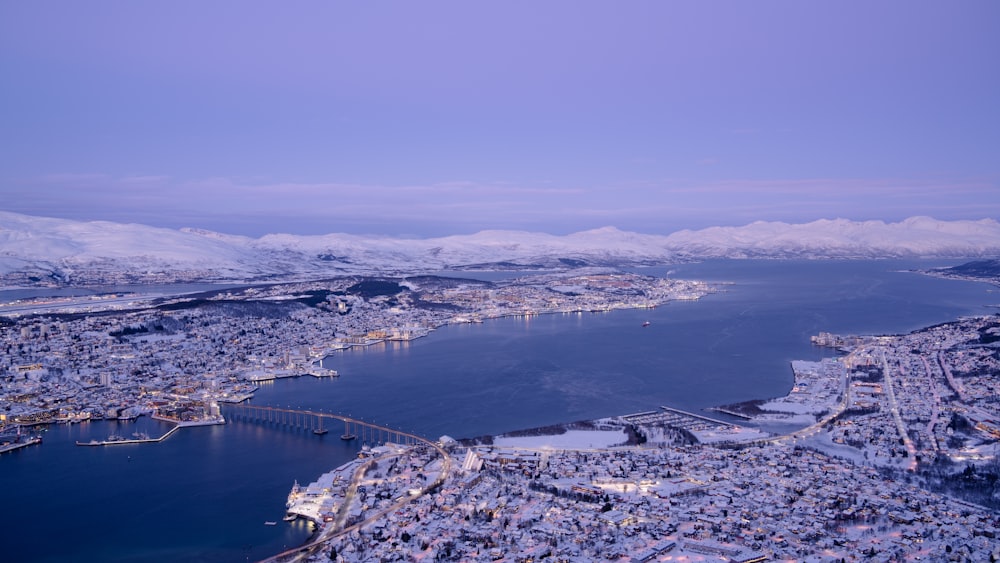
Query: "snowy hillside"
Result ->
[[661, 217, 1000, 259], [1, 211, 998, 286]]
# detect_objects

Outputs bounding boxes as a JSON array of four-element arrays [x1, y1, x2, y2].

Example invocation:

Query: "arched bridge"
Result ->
[[222, 404, 424, 447]]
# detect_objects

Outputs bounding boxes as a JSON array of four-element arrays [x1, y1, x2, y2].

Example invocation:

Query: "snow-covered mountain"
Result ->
[[661, 217, 1000, 259], [1, 211, 998, 286]]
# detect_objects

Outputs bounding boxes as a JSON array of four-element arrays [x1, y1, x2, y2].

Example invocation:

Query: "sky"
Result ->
[[1, 1, 998, 237]]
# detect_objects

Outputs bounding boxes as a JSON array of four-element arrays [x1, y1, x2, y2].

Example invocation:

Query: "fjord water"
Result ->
[[1, 260, 995, 562]]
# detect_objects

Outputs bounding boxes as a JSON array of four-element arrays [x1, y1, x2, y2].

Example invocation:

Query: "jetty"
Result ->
[[705, 407, 753, 420], [0, 435, 42, 454], [75, 416, 225, 447]]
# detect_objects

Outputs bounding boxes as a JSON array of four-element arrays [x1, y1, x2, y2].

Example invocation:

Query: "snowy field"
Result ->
[[493, 429, 628, 449]]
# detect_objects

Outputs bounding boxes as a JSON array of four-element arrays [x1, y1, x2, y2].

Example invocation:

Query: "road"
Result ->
[[880, 349, 918, 470]]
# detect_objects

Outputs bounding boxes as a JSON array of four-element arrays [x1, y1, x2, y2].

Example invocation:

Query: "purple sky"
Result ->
[[1, 1, 998, 237]]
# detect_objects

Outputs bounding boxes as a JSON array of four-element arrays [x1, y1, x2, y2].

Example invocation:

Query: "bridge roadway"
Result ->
[[240, 405, 453, 563], [223, 404, 422, 446]]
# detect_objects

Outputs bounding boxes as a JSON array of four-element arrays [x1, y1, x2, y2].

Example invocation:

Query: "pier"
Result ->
[[222, 404, 423, 447], [0, 436, 42, 454], [76, 425, 181, 446], [705, 407, 753, 420], [74, 417, 225, 447]]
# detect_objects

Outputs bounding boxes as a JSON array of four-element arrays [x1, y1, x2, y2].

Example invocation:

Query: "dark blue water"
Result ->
[[1, 260, 994, 562]]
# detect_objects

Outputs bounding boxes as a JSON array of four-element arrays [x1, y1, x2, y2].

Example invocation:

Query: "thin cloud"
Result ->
[[7, 172, 998, 237], [664, 178, 997, 197]]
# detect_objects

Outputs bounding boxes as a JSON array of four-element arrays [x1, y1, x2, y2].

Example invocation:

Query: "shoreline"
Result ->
[[5, 264, 992, 563], [2, 270, 716, 425]]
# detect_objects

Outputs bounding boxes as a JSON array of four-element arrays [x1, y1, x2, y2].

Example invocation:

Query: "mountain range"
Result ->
[[2, 211, 999, 286]]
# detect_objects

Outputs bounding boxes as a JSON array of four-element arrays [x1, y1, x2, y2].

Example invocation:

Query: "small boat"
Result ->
[[264, 521, 277, 526], [642, 321, 651, 327], [283, 514, 297, 522]]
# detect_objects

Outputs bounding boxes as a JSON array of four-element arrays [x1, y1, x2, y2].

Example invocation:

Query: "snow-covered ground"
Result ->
[[493, 429, 629, 449], [689, 425, 772, 444]]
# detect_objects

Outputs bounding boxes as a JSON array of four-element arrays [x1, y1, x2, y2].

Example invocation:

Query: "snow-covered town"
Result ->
[[276, 315, 1000, 562], [4, 1, 1000, 558], [284, 433, 998, 562], [3, 271, 1000, 561], [0, 271, 709, 428]]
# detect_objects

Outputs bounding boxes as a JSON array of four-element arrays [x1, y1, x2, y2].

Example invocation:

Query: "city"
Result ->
[[0, 271, 710, 439], [3, 270, 998, 561], [4, 2, 1000, 560], [280, 314, 1000, 562]]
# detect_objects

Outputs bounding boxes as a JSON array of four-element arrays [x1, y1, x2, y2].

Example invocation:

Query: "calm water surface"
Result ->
[[1, 260, 995, 562]]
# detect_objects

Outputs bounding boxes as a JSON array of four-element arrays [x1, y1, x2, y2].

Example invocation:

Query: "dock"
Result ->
[[77, 426, 180, 446], [0, 436, 42, 455], [75, 416, 225, 447]]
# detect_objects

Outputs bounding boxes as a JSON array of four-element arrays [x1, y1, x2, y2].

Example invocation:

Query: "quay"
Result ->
[[218, 393, 255, 403], [245, 371, 300, 383], [0, 435, 42, 454], [244, 367, 338, 383], [76, 429, 177, 446], [75, 416, 225, 447]]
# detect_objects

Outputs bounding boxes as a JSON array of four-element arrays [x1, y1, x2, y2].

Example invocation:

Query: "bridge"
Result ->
[[222, 404, 423, 447]]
